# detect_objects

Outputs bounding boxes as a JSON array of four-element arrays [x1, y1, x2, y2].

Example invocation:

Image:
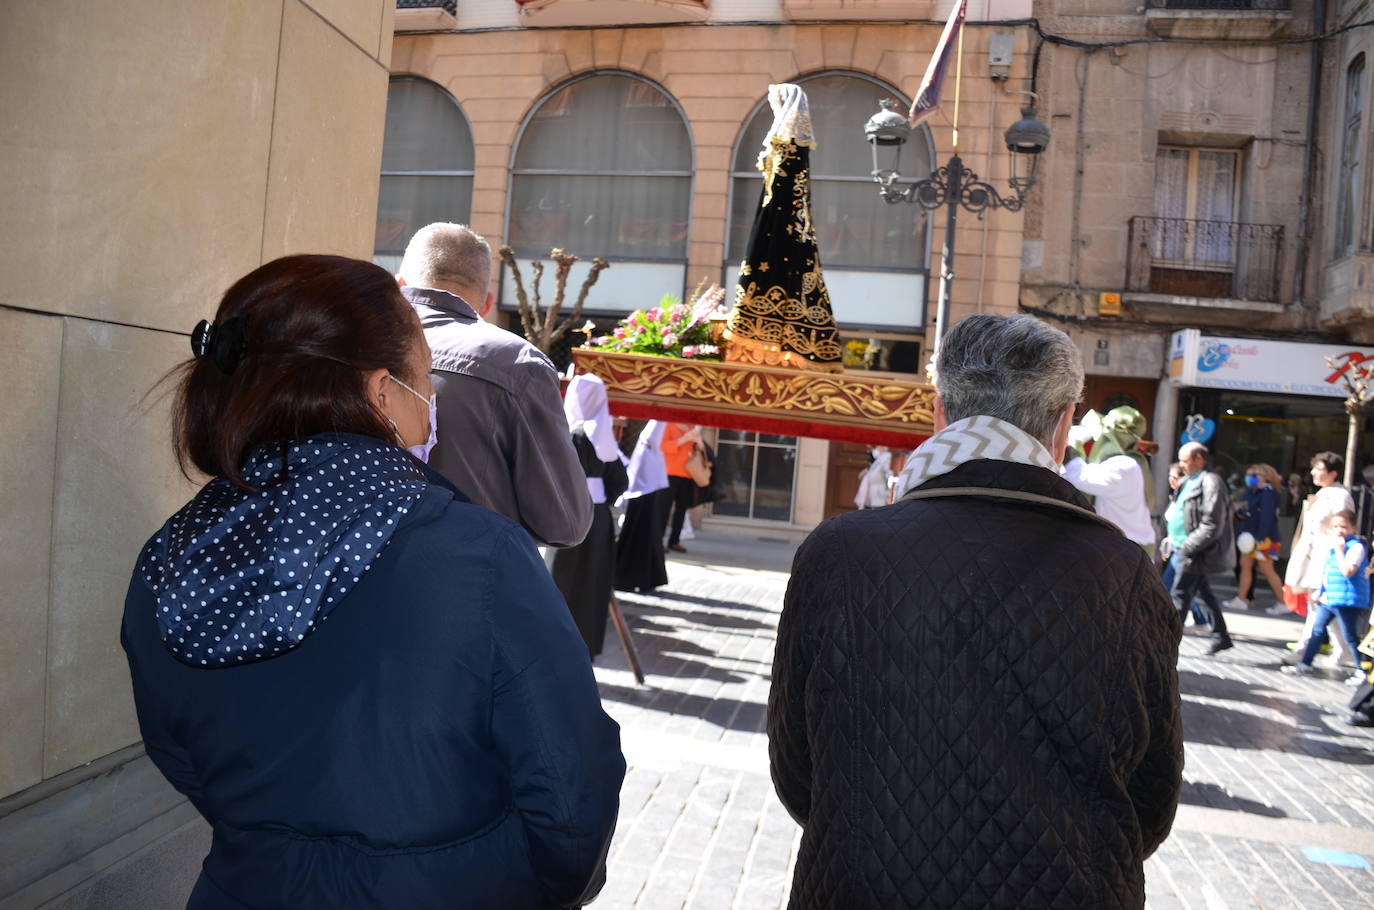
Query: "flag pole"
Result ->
[[952, 1, 965, 151]]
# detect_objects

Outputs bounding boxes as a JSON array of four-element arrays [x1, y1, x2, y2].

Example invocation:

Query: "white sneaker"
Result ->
[[1265, 604, 1290, 617], [1346, 671, 1367, 687], [1281, 650, 1304, 665], [1222, 597, 1250, 611], [1281, 663, 1315, 676]]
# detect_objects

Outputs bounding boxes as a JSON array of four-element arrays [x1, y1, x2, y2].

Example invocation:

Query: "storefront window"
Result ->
[[1181, 389, 1374, 510], [712, 430, 797, 522]]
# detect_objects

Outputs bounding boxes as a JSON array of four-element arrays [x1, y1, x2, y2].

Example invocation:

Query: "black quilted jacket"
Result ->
[[769, 460, 1183, 909]]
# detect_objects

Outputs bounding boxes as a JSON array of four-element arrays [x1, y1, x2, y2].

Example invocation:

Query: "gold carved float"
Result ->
[[571, 348, 936, 447]]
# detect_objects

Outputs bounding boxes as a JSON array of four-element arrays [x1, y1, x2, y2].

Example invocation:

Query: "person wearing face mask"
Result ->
[[122, 255, 625, 910], [1223, 463, 1285, 613], [853, 445, 894, 509], [398, 223, 592, 548]]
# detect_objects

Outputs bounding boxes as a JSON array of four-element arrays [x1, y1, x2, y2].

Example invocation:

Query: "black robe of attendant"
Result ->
[[552, 430, 627, 658]]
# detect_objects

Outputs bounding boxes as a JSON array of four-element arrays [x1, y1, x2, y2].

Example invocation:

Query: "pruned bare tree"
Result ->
[[1325, 354, 1374, 487], [497, 245, 610, 354]]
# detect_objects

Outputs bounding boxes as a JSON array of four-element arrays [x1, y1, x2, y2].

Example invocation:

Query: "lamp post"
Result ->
[[865, 100, 1050, 350]]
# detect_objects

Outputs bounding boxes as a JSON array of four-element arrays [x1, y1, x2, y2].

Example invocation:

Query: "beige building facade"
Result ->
[[0, 2, 395, 906]]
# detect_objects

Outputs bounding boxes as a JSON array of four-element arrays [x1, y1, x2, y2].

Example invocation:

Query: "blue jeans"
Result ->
[[1162, 550, 1207, 626], [1300, 602, 1366, 669]]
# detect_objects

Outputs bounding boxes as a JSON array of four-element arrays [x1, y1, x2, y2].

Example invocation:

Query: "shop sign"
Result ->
[[1167, 329, 1374, 398]]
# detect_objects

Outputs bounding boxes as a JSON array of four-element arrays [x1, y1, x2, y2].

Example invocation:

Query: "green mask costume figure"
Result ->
[[1088, 406, 1154, 511]]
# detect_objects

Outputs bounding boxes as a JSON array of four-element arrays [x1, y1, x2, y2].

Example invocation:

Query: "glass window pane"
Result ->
[[839, 335, 924, 374], [717, 429, 755, 443], [1194, 152, 1236, 224], [812, 179, 927, 270], [508, 175, 690, 259], [380, 79, 474, 172], [516, 76, 691, 173], [1152, 149, 1189, 220], [752, 446, 796, 521], [729, 176, 926, 270], [712, 443, 754, 518], [729, 75, 927, 271], [756, 433, 796, 446], [733, 75, 922, 179], [375, 175, 473, 254]]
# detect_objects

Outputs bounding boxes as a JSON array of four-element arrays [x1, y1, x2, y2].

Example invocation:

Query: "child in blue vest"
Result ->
[[1283, 510, 1369, 678]]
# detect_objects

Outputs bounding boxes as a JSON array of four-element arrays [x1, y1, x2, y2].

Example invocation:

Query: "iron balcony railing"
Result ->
[[397, 0, 457, 13], [1126, 216, 1285, 303], [1145, 0, 1290, 9]]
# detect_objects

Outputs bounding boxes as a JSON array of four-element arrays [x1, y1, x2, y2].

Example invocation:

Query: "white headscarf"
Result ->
[[564, 374, 620, 463], [621, 420, 669, 501]]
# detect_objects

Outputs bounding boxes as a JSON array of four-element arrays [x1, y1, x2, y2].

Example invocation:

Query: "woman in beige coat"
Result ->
[[1282, 451, 1356, 665]]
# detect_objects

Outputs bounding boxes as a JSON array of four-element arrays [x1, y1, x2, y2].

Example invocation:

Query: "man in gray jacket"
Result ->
[[398, 223, 591, 548], [1172, 441, 1235, 654]]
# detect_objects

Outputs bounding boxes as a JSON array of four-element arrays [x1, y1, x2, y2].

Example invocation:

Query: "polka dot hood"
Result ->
[[137, 434, 430, 667]]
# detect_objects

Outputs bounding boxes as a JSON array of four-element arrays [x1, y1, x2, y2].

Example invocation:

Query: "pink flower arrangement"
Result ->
[[583, 282, 725, 361]]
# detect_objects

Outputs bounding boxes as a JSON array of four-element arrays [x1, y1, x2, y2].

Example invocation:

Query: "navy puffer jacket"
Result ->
[[122, 434, 624, 909]]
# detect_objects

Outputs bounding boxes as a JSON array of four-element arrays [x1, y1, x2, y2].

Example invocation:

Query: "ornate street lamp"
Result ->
[[865, 99, 1050, 348]]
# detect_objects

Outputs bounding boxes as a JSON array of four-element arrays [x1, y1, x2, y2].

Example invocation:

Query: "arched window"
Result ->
[[504, 72, 692, 314], [726, 73, 931, 332], [373, 77, 474, 272], [1336, 54, 1366, 257]]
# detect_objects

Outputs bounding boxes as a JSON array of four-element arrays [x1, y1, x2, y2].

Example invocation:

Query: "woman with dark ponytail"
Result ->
[[122, 255, 624, 910]]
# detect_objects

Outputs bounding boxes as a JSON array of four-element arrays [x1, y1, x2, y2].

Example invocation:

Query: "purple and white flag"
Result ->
[[908, 0, 966, 126]]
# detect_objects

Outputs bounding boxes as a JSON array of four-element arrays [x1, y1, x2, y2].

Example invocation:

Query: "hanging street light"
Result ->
[[864, 99, 1050, 350]]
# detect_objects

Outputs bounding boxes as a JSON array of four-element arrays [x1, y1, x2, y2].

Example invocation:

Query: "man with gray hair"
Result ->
[[398, 223, 591, 548], [770, 314, 1182, 909]]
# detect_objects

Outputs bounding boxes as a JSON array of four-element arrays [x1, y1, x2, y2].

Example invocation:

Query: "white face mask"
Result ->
[[389, 376, 438, 463]]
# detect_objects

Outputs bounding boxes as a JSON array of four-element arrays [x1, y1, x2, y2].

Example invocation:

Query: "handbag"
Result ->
[[692, 443, 724, 506], [1281, 584, 1309, 618], [684, 442, 712, 487]]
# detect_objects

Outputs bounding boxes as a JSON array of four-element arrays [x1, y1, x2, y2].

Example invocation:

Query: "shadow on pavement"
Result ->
[[622, 599, 775, 632], [1178, 669, 1374, 766], [596, 682, 769, 734], [1179, 780, 1287, 817]]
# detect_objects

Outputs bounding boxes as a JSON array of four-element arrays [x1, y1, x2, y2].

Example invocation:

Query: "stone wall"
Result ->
[[0, 1, 394, 905]]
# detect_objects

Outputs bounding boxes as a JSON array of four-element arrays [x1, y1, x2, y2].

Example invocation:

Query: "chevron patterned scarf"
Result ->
[[896, 415, 1061, 496]]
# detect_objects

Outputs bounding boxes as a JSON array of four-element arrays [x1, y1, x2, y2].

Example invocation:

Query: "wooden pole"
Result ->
[[608, 594, 646, 686]]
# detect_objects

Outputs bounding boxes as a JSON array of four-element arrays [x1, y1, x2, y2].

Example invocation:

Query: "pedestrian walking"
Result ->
[[1223, 463, 1285, 612], [660, 422, 703, 553], [1282, 510, 1369, 680], [1282, 452, 1356, 665], [1170, 441, 1236, 655], [1162, 460, 1208, 628], [398, 223, 592, 547], [551, 374, 628, 658], [122, 255, 624, 910], [770, 314, 1182, 910]]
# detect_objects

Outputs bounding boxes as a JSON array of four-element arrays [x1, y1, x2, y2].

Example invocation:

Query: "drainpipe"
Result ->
[[1293, 0, 1326, 316]]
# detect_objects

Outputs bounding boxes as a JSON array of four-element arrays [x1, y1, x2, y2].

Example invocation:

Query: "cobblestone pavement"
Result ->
[[589, 529, 1374, 909]]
